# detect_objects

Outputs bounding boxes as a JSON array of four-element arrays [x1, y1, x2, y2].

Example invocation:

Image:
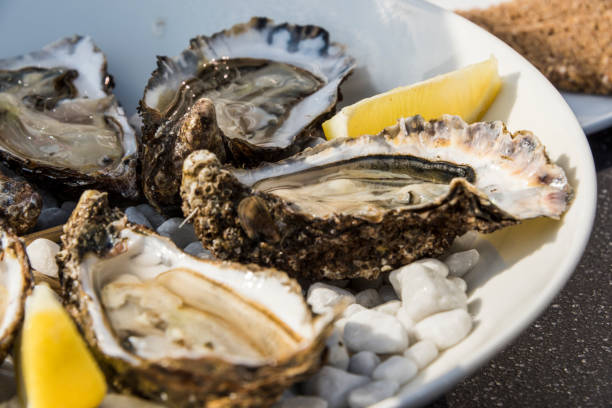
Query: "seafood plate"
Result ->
[[0, 1, 598, 407]]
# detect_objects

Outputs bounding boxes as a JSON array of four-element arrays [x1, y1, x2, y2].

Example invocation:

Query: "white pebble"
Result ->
[[378, 284, 398, 302], [443, 249, 480, 277], [391, 260, 467, 322], [157, 218, 198, 248], [342, 303, 367, 318], [348, 351, 380, 376], [183, 241, 205, 256], [372, 356, 418, 385], [274, 396, 328, 408], [136, 203, 166, 229], [26, 239, 60, 278], [449, 230, 478, 253], [413, 309, 472, 349], [373, 300, 402, 315], [307, 283, 356, 315], [326, 329, 350, 370], [348, 380, 399, 408], [35, 207, 70, 229], [60, 201, 77, 213], [343, 310, 408, 354], [125, 207, 153, 229], [355, 289, 382, 308], [302, 366, 369, 408], [395, 307, 415, 332], [404, 340, 439, 369]]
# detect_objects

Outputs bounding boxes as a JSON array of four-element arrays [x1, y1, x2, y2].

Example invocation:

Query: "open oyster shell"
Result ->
[[0, 168, 41, 234], [57, 190, 336, 407], [181, 115, 572, 280], [0, 224, 32, 364], [0, 36, 138, 199], [139, 17, 355, 213]]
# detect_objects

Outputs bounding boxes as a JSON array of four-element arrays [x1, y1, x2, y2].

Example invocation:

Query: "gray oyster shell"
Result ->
[[0, 36, 138, 199], [181, 115, 572, 280], [0, 168, 41, 234], [139, 17, 355, 213], [57, 190, 336, 407], [0, 224, 33, 364]]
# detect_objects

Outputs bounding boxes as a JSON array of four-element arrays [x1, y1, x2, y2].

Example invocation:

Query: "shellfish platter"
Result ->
[[0, 1, 597, 408]]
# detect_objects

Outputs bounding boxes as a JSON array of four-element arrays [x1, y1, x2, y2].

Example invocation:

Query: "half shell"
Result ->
[[57, 190, 336, 407], [139, 17, 355, 213], [0, 224, 32, 363], [181, 115, 572, 279], [0, 36, 138, 199]]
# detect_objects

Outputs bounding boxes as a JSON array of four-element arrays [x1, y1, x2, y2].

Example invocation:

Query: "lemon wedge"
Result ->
[[16, 284, 107, 408], [322, 56, 502, 140]]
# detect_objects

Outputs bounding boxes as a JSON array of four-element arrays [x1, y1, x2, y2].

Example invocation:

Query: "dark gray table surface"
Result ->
[[428, 129, 612, 407]]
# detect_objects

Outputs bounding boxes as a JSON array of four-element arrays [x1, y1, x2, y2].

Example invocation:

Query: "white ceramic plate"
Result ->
[[428, 0, 612, 134], [0, 0, 597, 406]]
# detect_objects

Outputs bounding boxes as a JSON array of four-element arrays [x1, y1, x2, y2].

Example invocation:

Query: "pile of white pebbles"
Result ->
[[27, 201, 481, 408]]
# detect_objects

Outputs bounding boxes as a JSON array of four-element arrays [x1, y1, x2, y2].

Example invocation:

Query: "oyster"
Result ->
[[0, 224, 32, 364], [0, 168, 41, 234], [57, 190, 336, 407], [0, 36, 138, 199], [139, 17, 355, 213], [181, 115, 572, 280]]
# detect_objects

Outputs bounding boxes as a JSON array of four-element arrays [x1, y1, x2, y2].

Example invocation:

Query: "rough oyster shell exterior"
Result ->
[[0, 224, 33, 364], [57, 190, 336, 407], [181, 115, 572, 280], [139, 17, 355, 213], [0, 169, 41, 234]]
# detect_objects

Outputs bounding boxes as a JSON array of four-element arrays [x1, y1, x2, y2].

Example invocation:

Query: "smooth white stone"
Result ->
[[307, 283, 356, 315], [355, 288, 382, 308], [443, 249, 480, 277], [26, 239, 60, 278], [157, 218, 198, 248], [395, 306, 416, 333], [404, 339, 439, 369], [183, 241, 205, 256], [378, 284, 399, 303], [373, 300, 402, 315], [60, 201, 77, 213], [448, 230, 478, 253], [449, 277, 467, 292], [125, 206, 153, 229], [348, 351, 380, 376], [343, 310, 408, 354], [392, 260, 467, 322], [342, 303, 367, 318], [136, 203, 166, 229], [302, 366, 369, 408], [36, 207, 70, 229], [413, 309, 473, 349], [372, 356, 418, 385], [274, 396, 328, 408], [348, 380, 399, 408], [326, 327, 350, 371]]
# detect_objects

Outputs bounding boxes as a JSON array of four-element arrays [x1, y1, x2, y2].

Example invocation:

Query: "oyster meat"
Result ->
[[0, 36, 138, 199], [181, 115, 572, 280], [0, 224, 32, 364], [57, 190, 336, 407], [139, 17, 355, 213], [0, 168, 41, 234]]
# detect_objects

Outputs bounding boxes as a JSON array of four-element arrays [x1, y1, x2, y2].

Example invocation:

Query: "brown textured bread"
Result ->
[[459, 0, 612, 94]]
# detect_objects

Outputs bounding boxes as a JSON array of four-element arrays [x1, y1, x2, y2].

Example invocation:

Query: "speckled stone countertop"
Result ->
[[427, 129, 612, 407]]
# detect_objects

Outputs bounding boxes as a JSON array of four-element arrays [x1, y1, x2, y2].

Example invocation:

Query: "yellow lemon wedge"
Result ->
[[322, 56, 502, 140], [15, 284, 107, 408]]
